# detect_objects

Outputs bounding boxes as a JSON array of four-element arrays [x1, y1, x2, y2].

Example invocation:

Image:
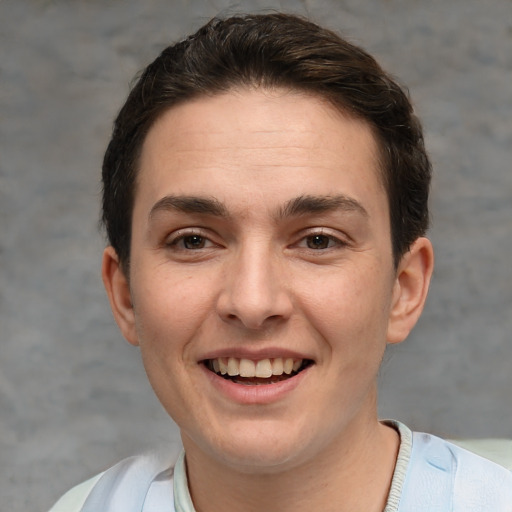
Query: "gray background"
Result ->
[[1, 1, 511, 510]]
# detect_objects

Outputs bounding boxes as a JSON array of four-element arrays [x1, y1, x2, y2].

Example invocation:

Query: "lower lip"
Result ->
[[201, 364, 311, 405]]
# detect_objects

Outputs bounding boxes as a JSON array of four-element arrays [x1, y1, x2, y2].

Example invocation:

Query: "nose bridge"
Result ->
[[218, 237, 291, 329]]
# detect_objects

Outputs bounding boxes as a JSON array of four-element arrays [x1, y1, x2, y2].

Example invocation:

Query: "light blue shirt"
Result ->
[[49, 422, 512, 511]]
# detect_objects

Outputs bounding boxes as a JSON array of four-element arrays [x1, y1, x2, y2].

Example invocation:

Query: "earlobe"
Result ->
[[387, 237, 434, 345], [101, 246, 139, 346]]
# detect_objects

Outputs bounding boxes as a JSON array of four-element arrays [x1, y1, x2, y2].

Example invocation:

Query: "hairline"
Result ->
[[126, 83, 393, 242]]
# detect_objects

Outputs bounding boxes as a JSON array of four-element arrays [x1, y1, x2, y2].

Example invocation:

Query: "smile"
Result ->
[[204, 357, 313, 385]]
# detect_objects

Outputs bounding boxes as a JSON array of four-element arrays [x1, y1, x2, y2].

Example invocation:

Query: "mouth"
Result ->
[[203, 357, 314, 385]]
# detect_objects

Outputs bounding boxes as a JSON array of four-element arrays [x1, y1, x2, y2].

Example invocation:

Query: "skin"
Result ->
[[103, 88, 434, 512]]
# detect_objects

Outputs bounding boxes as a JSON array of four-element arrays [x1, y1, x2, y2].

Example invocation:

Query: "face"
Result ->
[[105, 88, 421, 473]]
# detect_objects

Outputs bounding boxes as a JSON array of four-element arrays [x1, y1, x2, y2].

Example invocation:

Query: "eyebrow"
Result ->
[[277, 194, 368, 219], [148, 193, 368, 221], [149, 195, 229, 219]]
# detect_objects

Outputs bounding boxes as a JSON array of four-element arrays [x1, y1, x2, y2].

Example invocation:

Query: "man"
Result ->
[[50, 13, 512, 512]]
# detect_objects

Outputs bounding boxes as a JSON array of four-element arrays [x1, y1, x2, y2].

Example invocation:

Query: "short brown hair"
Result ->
[[102, 13, 431, 270]]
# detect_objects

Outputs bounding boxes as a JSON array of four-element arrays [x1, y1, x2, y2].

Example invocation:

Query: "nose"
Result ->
[[216, 244, 293, 330]]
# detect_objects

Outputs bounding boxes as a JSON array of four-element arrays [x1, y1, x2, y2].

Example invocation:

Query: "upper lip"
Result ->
[[199, 347, 315, 362]]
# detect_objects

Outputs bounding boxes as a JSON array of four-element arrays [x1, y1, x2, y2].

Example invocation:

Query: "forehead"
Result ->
[[135, 88, 387, 220]]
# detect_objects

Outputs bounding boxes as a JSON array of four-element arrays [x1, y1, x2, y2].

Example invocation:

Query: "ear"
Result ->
[[387, 237, 434, 345], [101, 246, 139, 346]]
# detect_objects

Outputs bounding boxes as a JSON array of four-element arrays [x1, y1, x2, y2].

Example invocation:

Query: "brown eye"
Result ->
[[306, 234, 331, 249], [182, 235, 206, 249]]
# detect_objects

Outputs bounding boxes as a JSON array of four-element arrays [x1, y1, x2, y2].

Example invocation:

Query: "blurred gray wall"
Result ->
[[1, 1, 511, 510]]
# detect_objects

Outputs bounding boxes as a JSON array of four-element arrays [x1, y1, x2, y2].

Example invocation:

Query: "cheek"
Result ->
[[130, 272, 212, 419], [131, 269, 214, 355], [300, 264, 393, 351]]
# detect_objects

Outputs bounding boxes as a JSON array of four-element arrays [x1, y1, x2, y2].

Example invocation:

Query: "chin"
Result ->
[[193, 421, 318, 474]]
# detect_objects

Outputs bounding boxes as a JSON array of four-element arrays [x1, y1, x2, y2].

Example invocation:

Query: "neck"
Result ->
[[182, 414, 399, 512]]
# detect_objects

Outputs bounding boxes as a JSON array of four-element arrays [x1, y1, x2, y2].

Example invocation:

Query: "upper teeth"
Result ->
[[211, 357, 303, 378]]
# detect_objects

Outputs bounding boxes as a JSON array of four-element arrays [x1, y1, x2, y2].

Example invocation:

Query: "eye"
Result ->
[[180, 234, 207, 249], [305, 234, 332, 250], [167, 231, 215, 250], [299, 232, 345, 250]]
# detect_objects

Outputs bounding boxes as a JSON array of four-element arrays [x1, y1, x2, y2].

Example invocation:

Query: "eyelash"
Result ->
[[165, 229, 216, 250], [165, 228, 347, 252], [295, 230, 348, 251]]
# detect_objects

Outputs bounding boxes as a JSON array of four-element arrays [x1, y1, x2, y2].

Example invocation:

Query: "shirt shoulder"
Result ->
[[48, 473, 104, 512], [449, 437, 512, 470], [47, 444, 182, 512], [399, 431, 512, 511]]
